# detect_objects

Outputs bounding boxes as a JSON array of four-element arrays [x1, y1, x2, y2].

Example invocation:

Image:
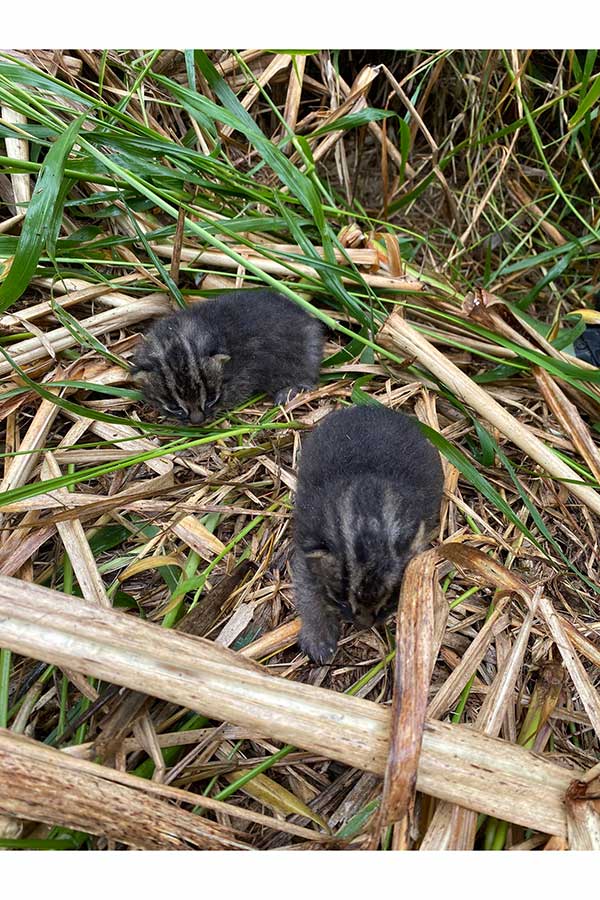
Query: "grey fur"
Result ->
[[131, 289, 324, 424], [292, 405, 444, 664]]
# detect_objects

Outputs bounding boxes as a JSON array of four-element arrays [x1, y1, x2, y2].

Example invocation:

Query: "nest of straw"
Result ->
[[0, 49, 599, 851]]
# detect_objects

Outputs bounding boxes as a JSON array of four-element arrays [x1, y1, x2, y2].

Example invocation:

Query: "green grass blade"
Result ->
[[0, 114, 85, 313]]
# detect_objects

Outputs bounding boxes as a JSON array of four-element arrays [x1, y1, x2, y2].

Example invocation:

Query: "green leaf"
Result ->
[[351, 376, 382, 407], [398, 116, 411, 183], [192, 52, 324, 222], [570, 74, 600, 129], [552, 317, 587, 352], [0, 114, 85, 313], [49, 301, 129, 368], [336, 798, 380, 839], [88, 524, 132, 555], [310, 108, 396, 138]]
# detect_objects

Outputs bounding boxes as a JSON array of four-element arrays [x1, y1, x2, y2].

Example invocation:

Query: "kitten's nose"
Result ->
[[189, 410, 205, 425], [354, 609, 375, 628]]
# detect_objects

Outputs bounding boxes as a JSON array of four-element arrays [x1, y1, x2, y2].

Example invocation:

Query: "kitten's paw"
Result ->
[[274, 384, 314, 405], [299, 624, 339, 665]]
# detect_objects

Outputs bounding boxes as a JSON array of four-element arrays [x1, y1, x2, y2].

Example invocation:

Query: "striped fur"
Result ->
[[132, 290, 324, 425], [293, 406, 443, 663]]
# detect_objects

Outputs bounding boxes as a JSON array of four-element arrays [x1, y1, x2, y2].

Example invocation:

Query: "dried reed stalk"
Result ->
[[0, 731, 249, 850], [422, 587, 540, 850], [534, 367, 600, 485], [565, 774, 600, 851], [149, 243, 424, 292], [507, 180, 567, 247], [537, 593, 600, 742], [0, 575, 578, 837], [0, 390, 62, 495], [0, 213, 24, 234], [378, 310, 600, 516], [283, 55, 306, 134], [1, 106, 31, 208], [0, 294, 171, 375], [294, 65, 376, 167], [427, 595, 510, 719], [221, 54, 291, 139], [0, 274, 142, 328], [240, 618, 302, 659], [336, 72, 416, 178], [40, 452, 110, 608]]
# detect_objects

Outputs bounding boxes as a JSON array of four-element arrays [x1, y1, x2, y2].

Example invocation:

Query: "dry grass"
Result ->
[[1, 49, 600, 851]]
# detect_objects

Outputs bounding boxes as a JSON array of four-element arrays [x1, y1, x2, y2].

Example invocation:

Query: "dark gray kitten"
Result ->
[[131, 289, 324, 424], [292, 405, 444, 664]]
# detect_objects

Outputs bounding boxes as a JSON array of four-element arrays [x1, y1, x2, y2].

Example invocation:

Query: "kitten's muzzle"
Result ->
[[189, 409, 206, 425], [353, 608, 376, 628]]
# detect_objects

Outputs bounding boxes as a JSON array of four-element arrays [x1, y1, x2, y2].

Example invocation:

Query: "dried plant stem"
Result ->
[[0, 730, 249, 850], [379, 311, 600, 516], [40, 452, 110, 608], [0, 576, 578, 838], [0, 294, 171, 376], [1, 106, 31, 208], [0, 274, 142, 328], [379, 551, 440, 831], [149, 243, 424, 292]]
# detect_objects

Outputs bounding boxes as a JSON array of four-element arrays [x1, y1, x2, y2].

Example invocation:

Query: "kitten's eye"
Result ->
[[164, 405, 187, 420], [206, 392, 221, 409]]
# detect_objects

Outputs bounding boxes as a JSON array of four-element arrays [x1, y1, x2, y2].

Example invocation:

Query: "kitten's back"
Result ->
[[297, 404, 443, 505], [193, 289, 324, 385]]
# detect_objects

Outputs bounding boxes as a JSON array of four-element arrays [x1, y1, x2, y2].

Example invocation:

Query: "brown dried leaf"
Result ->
[[379, 550, 444, 832], [439, 543, 531, 600]]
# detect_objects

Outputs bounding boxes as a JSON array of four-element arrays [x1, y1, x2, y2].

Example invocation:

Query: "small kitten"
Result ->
[[292, 405, 444, 664], [131, 289, 324, 424]]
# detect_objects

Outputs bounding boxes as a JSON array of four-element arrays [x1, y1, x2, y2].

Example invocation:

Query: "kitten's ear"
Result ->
[[304, 548, 339, 579], [211, 353, 231, 367], [130, 364, 151, 385], [393, 520, 426, 559]]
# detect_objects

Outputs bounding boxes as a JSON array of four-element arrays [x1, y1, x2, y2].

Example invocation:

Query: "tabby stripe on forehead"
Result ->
[[180, 333, 207, 406], [157, 344, 178, 398], [180, 333, 199, 386]]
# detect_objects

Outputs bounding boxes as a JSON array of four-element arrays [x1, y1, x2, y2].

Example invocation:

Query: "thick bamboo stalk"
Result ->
[[379, 310, 600, 516], [0, 575, 576, 837]]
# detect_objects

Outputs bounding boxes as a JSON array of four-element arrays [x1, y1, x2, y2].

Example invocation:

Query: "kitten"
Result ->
[[131, 289, 324, 424], [292, 405, 444, 664]]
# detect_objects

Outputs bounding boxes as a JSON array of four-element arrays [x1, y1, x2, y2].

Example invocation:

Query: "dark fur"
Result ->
[[131, 289, 324, 424], [292, 405, 444, 663]]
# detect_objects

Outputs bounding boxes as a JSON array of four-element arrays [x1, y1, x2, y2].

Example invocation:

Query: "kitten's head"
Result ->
[[131, 325, 230, 425], [300, 483, 426, 627]]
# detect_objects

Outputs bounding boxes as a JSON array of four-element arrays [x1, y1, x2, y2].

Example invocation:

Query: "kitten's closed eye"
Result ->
[[163, 405, 188, 420]]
